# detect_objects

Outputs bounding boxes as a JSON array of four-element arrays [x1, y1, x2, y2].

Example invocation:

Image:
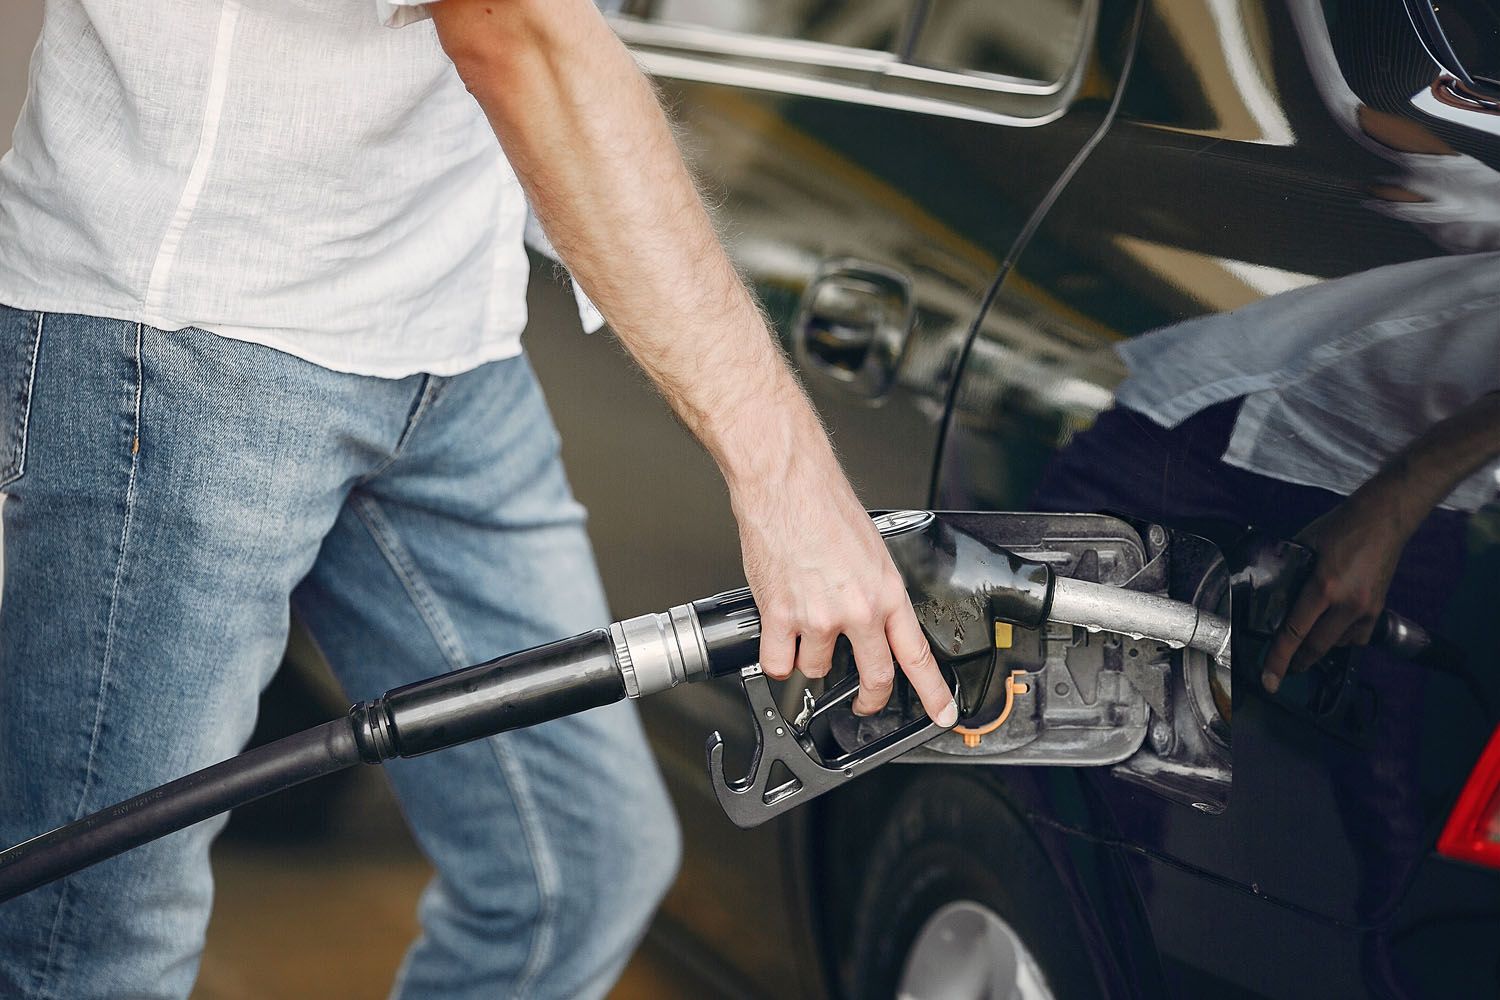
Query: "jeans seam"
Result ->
[[486, 737, 561, 997], [34, 321, 145, 997], [3, 311, 43, 488], [350, 492, 560, 995], [349, 493, 469, 671], [357, 375, 439, 487]]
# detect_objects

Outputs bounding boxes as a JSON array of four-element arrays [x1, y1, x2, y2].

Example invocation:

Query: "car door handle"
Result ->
[[792, 259, 913, 400]]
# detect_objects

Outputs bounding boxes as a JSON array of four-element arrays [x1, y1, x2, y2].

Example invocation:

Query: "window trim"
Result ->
[[884, 58, 1063, 97], [609, 17, 897, 75], [609, 0, 1098, 124], [627, 49, 1066, 127]]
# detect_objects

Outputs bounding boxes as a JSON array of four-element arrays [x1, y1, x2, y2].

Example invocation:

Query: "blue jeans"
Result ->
[[0, 305, 680, 999]]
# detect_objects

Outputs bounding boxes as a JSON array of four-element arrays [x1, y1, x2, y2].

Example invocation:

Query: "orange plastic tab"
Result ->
[[954, 671, 1030, 748]]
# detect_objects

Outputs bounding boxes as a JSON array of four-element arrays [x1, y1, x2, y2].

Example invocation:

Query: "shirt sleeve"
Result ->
[[523, 211, 606, 334], [376, 0, 433, 28]]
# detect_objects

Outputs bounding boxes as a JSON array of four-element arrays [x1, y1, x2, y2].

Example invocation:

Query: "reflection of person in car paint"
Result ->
[[1042, 86, 1500, 692], [1032, 250, 1499, 995], [1036, 257, 1500, 682], [1085, 247, 1500, 691], [1240, 2, 1500, 685], [1293, 0, 1500, 255], [1357, 103, 1500, 253]]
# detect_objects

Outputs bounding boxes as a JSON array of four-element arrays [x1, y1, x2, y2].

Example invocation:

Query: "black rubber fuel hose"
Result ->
[[0, 631, 627, 905], [368, 629, 625, 758], [0, 720, 362, 904]]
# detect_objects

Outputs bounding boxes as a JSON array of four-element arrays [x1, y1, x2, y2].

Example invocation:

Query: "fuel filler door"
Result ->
[[844, 512, 1233, 813]]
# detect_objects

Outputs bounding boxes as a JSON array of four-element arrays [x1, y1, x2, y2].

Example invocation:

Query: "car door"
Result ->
[[525, 1, 1141, 994], [610, 0, 1130, 510], [934, 1, 1500, 994]]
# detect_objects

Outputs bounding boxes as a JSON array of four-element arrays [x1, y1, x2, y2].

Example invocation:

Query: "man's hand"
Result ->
[[1259, 391, 1500, 694], [729, 408, 956, 724], [1260, 494, 1408, 694]]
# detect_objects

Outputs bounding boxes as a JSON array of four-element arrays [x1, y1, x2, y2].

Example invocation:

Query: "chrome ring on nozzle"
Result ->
[[610, 604, 709, 699]]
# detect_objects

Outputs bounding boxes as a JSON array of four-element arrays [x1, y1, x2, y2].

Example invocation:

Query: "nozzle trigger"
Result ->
[[706, 665, 957, 829]]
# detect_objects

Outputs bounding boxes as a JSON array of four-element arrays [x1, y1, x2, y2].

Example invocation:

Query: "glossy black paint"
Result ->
[[529, 1, 1500, 996], [937, 1, 1500, 995]]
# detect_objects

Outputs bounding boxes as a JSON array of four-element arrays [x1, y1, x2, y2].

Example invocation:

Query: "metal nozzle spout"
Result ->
[[1047, 575, 1231, 668]]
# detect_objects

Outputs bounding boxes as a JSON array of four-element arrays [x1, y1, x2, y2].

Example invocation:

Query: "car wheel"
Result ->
[[841, 772, 1105, 1000]]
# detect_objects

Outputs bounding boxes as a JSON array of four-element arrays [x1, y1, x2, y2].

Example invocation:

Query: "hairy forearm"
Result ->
[[426, 0, 952, 723], [429, 0, 828, 488]]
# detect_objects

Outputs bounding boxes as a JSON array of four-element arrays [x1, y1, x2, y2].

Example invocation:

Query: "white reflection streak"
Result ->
[[1206, 0, 1295, 146], [1220, 259, 1319, 295], [1410, 86, 1500, 138]]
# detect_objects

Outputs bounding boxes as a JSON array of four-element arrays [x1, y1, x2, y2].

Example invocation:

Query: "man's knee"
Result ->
[[599, 766, 681, 927], [526, 753, 680, 949]]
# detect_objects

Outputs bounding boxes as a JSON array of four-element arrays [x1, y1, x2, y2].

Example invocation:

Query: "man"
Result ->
[[0, 0, 958, 996]]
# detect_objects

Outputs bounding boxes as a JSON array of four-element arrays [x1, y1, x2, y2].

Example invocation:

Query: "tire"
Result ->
[[840, 772, 1106, 1000]]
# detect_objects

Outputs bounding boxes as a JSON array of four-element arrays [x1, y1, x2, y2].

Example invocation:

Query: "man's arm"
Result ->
[[424, 0, 956, 725], [1261, 390, 1500, 692]]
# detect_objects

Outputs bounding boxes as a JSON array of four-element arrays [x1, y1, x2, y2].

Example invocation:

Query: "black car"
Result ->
[[525, 1, 1500, 996]]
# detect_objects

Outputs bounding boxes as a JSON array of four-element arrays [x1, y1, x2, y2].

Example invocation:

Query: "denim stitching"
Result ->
[[2, 312, 43, 487], [350, 492, 560, 996], [356, 376, 439, 487], [487, 736, 561, 997], [34, 322, 145, 998], [349, 493, 468, 670]]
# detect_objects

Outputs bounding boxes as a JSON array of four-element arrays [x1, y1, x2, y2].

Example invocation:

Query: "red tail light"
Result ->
[[1438, 724, 1500, 869]]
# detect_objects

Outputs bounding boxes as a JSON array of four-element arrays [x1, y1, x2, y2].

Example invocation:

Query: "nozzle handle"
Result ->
[[375, 630, 626, 758]]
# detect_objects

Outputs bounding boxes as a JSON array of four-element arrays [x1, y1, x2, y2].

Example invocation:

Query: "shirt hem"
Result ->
[[0, 290, 524, 379], [195, 322, 525, 378]]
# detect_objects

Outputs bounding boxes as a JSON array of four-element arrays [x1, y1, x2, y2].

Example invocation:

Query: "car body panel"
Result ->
[[532, 4, 1140, 995], [938, 0, 1500, 993], [533, 1, 1500, 996]]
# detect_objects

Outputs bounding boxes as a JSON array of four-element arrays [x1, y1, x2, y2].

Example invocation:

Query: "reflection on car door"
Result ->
[[937, 2, 1500, 992]]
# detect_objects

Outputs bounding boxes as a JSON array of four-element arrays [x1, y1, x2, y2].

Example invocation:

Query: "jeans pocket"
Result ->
[[0, 307, 43, 488]]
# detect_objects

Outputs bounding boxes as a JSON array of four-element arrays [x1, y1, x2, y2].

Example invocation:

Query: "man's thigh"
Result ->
[[0, 308, 411, 997], [292, 355, 678, 999]]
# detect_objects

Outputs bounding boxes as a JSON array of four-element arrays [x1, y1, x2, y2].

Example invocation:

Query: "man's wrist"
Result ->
[[1347, 463, 1430, 541], [714, 382, 837, 493]]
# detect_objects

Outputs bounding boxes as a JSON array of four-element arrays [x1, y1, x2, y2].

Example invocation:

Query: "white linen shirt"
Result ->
[[0, 0, 540, 377], [1115, 252, 1500, 513]]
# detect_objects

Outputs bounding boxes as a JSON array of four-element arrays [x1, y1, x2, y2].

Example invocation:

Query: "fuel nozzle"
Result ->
[[605, 510, 1236, 827], [606, 587, 762, 699]]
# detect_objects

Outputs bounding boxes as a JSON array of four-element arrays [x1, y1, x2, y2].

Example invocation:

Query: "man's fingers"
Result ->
[[1343, 612, 1380, 648], [848, 626, 896, 717], [793, 627, 837, 680], [1262, 588, 1327, 693], [758, 624, 796, 681], [886, 606, 956, 727], [1289, 609, 1357, 674]]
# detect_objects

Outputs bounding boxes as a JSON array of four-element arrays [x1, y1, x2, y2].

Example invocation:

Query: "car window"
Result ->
[[622, 0, 914, 54], [909, 0, 1090, 84]]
